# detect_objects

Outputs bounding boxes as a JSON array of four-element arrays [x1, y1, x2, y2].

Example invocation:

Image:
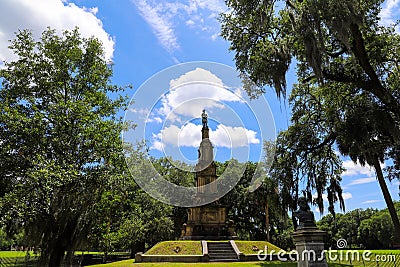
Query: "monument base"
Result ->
[[179, 235, 237, 240], [292, 227, 327, 267], [180, 204, 236, 240]]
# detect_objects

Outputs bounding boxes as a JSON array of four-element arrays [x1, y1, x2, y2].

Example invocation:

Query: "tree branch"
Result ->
[[349, 23, 400, 118], [326, 47, 348, 58], [305, 132, 337, 154]]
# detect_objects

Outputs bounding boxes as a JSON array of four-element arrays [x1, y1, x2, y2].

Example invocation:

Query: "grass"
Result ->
[[0, 251, 129, 267], [0, 251, 39, 267], [2, 249, 399, 267], [0, 251, 110, 257], [88, 249, 400, 267], [88, 261, 351, 267], [326, 250, 400, 267], [234, 241, 284, 255], [145, 241, 203, 255], [88, 260, 298, 267], [144, 240, 283, 256], [0, 251, 36, 258]]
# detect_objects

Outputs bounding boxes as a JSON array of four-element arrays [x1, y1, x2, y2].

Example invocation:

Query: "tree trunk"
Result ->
[[41, 217, 78, 266], [373, 155, 400, 242], [265, 198, 270, 242], [48, 244, 66, 267], [65, 250, 74, 267], [130, 241, 146, 258]]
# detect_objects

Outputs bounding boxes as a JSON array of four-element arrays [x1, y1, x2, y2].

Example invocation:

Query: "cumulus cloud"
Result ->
[[152, 123, 201, 150], [342, 160, 376, 177], [347, 177, 376, 186], [211, 125, 259, 148], [154, 68, 243, 121], [132, 0, 226, 53], [151, 122, 259, 150], [0, 0, 114, 64], [380, 0, 400, 30]]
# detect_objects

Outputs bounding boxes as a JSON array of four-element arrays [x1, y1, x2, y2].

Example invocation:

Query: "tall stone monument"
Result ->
[[180, 110, 236, 240], [292, 197, 327, 267]]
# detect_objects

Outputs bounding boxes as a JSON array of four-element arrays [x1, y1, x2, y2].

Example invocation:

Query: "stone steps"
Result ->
[[207, 242, 239, 262]]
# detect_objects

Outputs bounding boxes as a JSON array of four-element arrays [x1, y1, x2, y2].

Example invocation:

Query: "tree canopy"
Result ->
[[221, 0, 400, 239], [0, 28, 130, 266]]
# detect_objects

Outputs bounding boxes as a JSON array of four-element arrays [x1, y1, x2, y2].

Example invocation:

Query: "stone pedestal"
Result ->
[[292, 227, 327, 267], [180, 113, 236, 240]]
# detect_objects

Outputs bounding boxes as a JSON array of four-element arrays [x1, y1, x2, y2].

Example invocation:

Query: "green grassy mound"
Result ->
[[145, 241, 203, 255], [144, 240, 283, 256], [235, 241, 283, 254]]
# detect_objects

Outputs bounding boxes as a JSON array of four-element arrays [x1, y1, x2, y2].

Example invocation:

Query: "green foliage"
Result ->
[[0, 28, 130, 266], [317, 203, 400, 249], [0, 228, 25, 251], [358, 212, 395, 249], [87, 152, 194, 257], [219, 160, 293, 248], [221, 0, 400, 116], [221, 0, 400, 236], [0, 229, 12, 251]]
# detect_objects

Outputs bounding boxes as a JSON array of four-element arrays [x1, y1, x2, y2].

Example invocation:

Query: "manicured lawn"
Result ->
[[0, 251, 107, 257], [89, 260, 298, 267], [0, 251, 128, 267], [326, 250, 400, 267], [88, 249, 400, 267], [234, 241, 283, 254], [0, 251, 39, 267], [0, 251, 39, 258], [145, 241, 203, 255]]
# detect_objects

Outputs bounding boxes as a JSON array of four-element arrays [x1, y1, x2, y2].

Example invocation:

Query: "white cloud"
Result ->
[[0, 0, 114, 64], [132, 0, 179, 53], [132, 0, 226, 53], [152, 123, 201, 149], [362, 200, 382, 204], [211, 124, 260, 148], [380, 0, 400, 30], [313, 193, 328, 202], [170, 67, 224, 88], [154, 68, 243, 121], [342, 160, 375, 177], [347, 177, 376, 186], [186, 20, 195, 26], [146, 117, 163, 123], [342, 192, 353, 200], [130, 107, 150, 115], [211, 32, 219, 41], [151, 122, 259, 150]]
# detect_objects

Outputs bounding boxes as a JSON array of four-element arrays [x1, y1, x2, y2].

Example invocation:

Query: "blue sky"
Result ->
[[0, 0, 399, 216]]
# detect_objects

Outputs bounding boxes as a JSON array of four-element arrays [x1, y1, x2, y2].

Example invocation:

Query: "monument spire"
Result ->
[[179, 109, 236, 240], [201, 109, 209, 139]]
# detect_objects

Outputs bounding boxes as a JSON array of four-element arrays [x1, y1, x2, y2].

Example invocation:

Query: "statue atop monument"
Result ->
[[201, 109, 208, 128], [293, 197, 316, 230]]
